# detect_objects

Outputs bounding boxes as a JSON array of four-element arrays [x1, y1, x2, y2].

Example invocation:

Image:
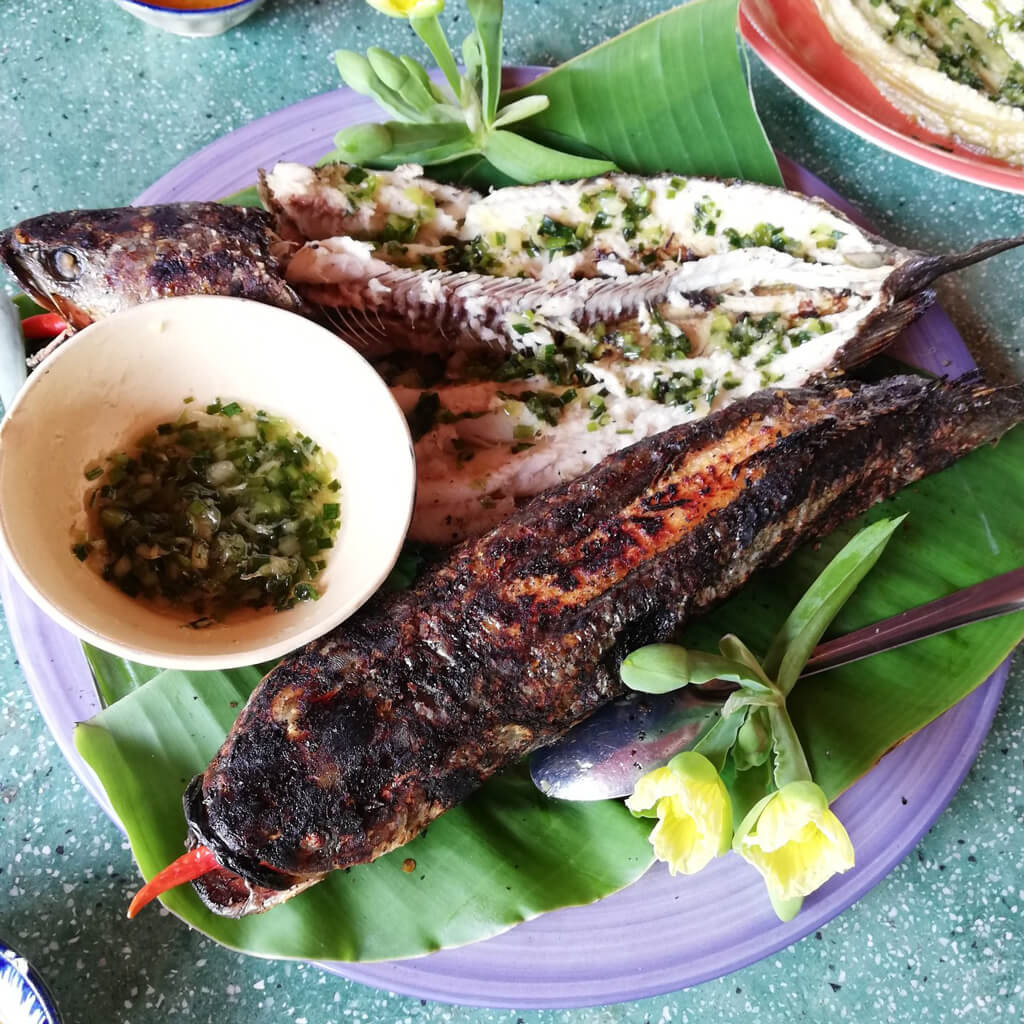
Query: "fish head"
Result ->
[[1, 203, 307, 333], [0, 209, 141, 329]]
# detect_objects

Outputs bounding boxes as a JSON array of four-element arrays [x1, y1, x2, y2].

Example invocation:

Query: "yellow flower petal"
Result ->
[[625, 765, 682, 817], [627, 753, 733, 875], [734, 781, 854, 901], [750, 780, 828, 852], [366, 0, 443, 17]]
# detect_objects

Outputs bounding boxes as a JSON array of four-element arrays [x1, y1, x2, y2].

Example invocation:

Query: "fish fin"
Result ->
[[833, 290, 935, 370]]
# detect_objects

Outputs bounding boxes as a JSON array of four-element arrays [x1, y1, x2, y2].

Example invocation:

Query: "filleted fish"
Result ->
[[3, 166, 1022, 541], [261, 163, 1022, 540]]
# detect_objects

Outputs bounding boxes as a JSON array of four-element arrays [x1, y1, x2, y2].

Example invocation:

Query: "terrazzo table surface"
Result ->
[[2, 1, 1024, 1021]]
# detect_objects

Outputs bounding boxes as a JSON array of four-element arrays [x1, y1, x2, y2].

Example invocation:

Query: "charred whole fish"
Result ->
[[128, 374, 1024, 918]]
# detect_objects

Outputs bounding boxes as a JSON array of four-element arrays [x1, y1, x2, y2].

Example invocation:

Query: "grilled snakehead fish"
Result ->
[[263, 161, 1021, 356], [125, 374, 1024, 919]]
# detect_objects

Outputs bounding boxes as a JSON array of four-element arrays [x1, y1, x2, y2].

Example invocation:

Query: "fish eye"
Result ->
[[50, 247, 81, 281]]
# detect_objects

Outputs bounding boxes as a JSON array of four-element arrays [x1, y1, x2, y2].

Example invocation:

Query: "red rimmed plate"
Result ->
[[740, 0, 1024, 193]]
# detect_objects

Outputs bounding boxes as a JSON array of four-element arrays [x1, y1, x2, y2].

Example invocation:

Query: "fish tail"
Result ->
[[889, 235, 1024, 300]]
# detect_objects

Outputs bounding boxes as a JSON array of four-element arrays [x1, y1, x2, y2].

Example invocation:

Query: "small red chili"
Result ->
[[127, 845, 219, 919], [20, 313, 68, 341]]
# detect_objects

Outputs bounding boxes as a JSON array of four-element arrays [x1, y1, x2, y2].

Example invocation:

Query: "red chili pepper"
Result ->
[[127, 845, 219, 919], [20, 313, 68, 341]]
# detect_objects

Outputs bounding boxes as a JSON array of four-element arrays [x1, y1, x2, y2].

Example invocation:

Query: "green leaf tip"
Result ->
[[765, 515, 907, 695]]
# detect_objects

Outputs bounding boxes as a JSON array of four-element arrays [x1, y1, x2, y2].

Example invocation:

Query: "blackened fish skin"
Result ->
[[184, 373, 1024, 917], [0, 203, 307, 332]]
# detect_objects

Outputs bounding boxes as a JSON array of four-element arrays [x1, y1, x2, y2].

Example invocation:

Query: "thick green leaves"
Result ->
[[410, 10, 463, 97], [327, 123, 396, 165], [481, 130, 615, 183], [335, 50, 424, 123], [73, 666, 653, 961], [693, 711, 746, 772], [218, 185, 263, 208], [763, 516, 906, 695], [500, 0, 782, 185], [334, 121, 475, 167], [492, 95, 550, 129], [466, 0, 503, 121], [732, 708, 772, 772], [620, 642, 768, 694], [367, 47, 441, 116], [718, 634, 773, 683]]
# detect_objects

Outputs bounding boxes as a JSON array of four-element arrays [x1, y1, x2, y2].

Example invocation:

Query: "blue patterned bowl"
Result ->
[[0, 941, 62, 1024]]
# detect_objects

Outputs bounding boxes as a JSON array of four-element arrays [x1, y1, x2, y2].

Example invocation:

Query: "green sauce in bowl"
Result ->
[[75, 399, 341, 623]]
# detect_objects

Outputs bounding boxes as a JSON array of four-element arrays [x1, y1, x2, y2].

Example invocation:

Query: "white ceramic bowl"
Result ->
[[0, 296, 415, 670], [111, 0, 266, 38]]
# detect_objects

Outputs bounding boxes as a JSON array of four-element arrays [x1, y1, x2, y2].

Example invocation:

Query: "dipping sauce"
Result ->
[[73, 399, 341, 622]]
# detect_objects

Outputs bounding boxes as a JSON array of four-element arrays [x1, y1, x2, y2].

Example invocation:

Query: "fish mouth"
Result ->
[[0, 226, 26, 292], [183, 775, 304, 893], [0, 226, 50, 311], [0, 225, 89, 331]]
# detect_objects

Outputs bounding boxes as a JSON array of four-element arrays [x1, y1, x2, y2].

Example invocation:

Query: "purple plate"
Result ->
[[2, 69, 1008, 1009]]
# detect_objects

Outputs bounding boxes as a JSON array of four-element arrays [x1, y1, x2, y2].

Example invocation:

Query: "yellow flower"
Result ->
[[733, 781, 854, 907], [625, 751, 732, 875], [366, 0, 444, 18]]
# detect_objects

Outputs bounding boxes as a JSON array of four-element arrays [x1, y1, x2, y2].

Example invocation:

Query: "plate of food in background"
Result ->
[[740, 0, 1024, 193]]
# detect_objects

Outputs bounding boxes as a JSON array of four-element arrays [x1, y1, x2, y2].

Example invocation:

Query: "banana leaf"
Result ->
[[74, 666, 654, 961], [75, 427, 1024, 961], [83, 643, 163, 707], [680, 428, 1024, 799], [501, 0, 782, 186]]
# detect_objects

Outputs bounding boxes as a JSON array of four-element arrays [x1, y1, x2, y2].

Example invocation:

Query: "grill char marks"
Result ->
[[184, 374, 1024, 917]]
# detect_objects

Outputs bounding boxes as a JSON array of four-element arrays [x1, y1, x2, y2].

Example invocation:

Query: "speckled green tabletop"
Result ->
[[1, 1, 1023, 1020]]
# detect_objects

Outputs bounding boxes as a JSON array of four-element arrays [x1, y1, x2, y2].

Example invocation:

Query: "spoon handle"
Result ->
[[803, 564, 1024, 676]]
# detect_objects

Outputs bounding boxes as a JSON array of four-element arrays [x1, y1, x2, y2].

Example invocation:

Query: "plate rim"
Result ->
[[2, 69, 1013, 1009]]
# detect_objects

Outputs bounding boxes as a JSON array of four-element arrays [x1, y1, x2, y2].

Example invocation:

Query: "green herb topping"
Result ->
[[76, 401, 341, 616]]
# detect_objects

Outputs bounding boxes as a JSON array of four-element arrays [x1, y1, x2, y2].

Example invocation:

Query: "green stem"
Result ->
[[411, 14, 462, 99], [766, 701, 813, 789]]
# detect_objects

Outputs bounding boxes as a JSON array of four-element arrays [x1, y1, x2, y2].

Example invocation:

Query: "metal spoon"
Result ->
[[530, 564, 1024, 801]]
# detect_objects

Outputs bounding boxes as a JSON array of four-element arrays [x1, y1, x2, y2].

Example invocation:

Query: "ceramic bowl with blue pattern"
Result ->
[[0, 940, 62, 1024]]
